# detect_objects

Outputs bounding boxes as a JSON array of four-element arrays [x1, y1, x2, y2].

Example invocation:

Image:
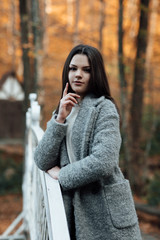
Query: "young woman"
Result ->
[[34, 44, 142, 240]]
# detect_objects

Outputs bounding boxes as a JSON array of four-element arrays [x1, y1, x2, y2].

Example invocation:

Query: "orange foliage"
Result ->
[[0, 0, 160, 125]]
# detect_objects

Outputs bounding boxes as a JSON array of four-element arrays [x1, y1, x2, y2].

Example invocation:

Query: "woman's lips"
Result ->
[[73, 81, 84, 85]]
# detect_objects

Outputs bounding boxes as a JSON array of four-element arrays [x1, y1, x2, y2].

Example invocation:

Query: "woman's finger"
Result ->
[[62, 100, 76, 107], [68, 93, 81, 98], [62, 95, 78, 104], [62, 93, 80, 104], [47, 166, 60, 180], [63, 82, 69, 97]]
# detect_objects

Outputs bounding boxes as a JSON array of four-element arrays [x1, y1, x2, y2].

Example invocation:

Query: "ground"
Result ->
[[0, 193, 160, 239], [139, 211, 160, 239], [0, 193, 22, 234]]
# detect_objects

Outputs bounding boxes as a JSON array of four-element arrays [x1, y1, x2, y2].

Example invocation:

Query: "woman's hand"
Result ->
[[47, 166, 60, 180], [56, 83, 80, 123]]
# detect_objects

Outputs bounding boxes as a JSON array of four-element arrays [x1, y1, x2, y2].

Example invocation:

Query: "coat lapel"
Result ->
[[72, 95, 105, 161]]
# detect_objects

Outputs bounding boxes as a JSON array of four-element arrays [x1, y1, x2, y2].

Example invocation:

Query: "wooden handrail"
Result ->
[[23, 93, 70, 240], [135, 202, 160, 218]]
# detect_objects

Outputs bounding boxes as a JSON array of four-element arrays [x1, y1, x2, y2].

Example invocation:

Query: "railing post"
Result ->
[[29, 93, 41, 127], [23, 93, 70, 240], [29, 93, 37, 106]]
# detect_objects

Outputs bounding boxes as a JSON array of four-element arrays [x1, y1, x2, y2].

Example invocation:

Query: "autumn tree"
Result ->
[[129, 0, 150, 193], [118, 0, 130, 176], [99, 0, 105, 52], [19, 0, 44, 110], [30, 0, 44, 92], [19, 0, 32, 110], [73, 0, 80, 45]]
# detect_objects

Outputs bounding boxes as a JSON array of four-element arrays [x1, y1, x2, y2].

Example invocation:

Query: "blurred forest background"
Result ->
[[0, 0, 160, 236]]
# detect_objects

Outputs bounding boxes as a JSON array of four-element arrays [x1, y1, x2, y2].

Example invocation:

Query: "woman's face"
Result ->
[[68, 54, 91, 99]]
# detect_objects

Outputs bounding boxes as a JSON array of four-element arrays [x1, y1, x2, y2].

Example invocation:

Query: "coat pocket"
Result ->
[[104, 179, 138, 229]]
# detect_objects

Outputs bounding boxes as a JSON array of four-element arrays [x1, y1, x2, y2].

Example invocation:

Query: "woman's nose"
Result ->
[[75, 69, 82, 77]]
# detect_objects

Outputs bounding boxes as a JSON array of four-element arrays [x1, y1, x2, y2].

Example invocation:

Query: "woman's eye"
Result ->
[[84, 68, 91, 73], [69, 67, 77, 71]]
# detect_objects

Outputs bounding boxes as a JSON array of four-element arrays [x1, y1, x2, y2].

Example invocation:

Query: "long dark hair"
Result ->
[[56, 44, 117, 113]]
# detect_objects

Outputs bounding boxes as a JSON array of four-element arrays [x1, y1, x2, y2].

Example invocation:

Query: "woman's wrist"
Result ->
[[56, 115, 66, 123]]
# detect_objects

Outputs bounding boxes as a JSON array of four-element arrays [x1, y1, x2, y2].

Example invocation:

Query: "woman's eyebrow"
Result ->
[[69, 64, 77, 67], [69, 64, 90, 67], [83, 66, 90, 68]]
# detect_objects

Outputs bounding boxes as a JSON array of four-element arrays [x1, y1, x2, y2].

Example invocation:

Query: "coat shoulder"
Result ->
[[96, 97, 119, 118]]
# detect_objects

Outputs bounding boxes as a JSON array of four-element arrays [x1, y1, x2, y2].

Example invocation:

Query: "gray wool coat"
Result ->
[[34, 94, 142, 240]]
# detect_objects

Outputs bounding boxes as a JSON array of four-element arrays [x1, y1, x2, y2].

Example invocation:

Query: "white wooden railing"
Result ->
[[0, 93, 70, 240], [23, 93, 70, 240]]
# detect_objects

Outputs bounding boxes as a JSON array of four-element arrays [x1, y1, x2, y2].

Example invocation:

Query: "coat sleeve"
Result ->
[[58, 101, 122, 190], [34, 115, 68, 171]]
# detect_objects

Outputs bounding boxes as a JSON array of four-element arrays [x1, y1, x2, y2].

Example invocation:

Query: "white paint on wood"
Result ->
[[45, 174, 70, 240], [22, 93, 70, 240], [1, 212, 24, 237]]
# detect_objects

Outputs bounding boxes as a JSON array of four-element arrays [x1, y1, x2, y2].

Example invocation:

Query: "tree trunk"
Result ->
[[10, 0, 16, 69], [143, 0, 159, 180], [19, 0, 32, 111], [118, 0, 130, 177], [30, 0, 44, 92], [99, 0, 105, 52], [73, 0, 80, 45], [129, 0, 150, 194]]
